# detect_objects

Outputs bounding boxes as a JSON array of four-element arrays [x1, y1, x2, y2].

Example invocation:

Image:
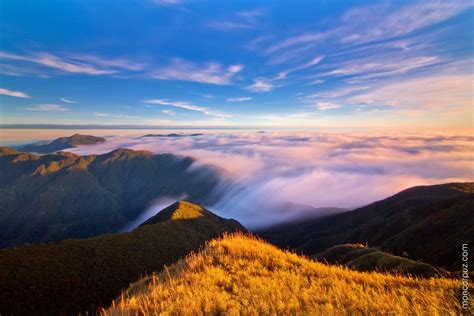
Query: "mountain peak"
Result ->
[[20, 134, 106, 154], [110, 148, 152, 155], [141, 201, 215, 226], [100, 148, 153, 162], [58, 134, 106, 145], [0, 146, 21, 157]]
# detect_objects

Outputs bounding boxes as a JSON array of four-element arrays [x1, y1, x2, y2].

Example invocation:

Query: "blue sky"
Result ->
[[0, 0, 472, 128]]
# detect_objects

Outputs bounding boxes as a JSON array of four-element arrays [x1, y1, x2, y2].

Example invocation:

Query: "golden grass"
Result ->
[[103, 233, 465, 315], [168, 201, 205, 220]]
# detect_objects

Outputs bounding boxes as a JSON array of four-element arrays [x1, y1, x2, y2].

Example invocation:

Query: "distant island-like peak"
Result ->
[[20, 134, 106, 154]]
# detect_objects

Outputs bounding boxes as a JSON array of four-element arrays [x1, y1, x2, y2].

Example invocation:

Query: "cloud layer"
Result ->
[[66, 131, 473, 227]]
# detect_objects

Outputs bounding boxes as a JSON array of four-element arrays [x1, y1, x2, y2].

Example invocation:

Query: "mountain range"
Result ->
[[0, 146, 230, 248], [0, 133, 472, 315], [0, 181, 472, 315], [259, 182, 474, 270]]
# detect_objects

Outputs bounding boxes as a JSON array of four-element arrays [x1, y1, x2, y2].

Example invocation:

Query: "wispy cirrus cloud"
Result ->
[[312, 102, 342, 111], [60, 98, 77, 104], [162, 109, 175, 115], [304, 71, 473, 117], [308, 79, 324, 85], [144, 98, 231, 118], [0, 51, 144, 76], [275, 55, 323, 80], [93, 112, 138, 119], [0, 88, 30, 98], [307, 86, 370, 100], [267, 1, 471, 54], [246, 78, 277, 93], [266, 32, 328, 54], [67, 54, 145, 71], [208, 21, 254, 30], [151, 59, 243, 85], [227, 97, 253, 102], [340, 1, 472, 44], [245, 55, 323, 93], [209, 8, 265, 31], [348, 74, 473, 110], [320, 55, 440, 83], [0, 51, 114, 75], [258, 0, 472, 95], [152, 0, 182, 5], [23, 104, 69, 111]]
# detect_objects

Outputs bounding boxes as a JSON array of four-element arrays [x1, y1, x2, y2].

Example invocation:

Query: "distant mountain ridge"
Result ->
[[0, 146, 231, 248], [20, 133, 106, 153], [0, 201, 244, 315], [259, 182, 474, 270]]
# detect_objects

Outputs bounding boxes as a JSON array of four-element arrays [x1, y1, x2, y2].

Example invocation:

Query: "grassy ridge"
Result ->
[[104, 233, 465, 315], [0, 202, 244, 315]]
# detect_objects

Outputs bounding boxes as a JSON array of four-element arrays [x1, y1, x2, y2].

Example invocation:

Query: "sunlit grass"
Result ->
[[103, 233, 465, 315]]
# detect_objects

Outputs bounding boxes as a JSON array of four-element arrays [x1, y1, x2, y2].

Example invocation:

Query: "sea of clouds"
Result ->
[[67, 131, 474, 228]]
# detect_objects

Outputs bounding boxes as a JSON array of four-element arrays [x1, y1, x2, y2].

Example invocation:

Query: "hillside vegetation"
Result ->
[[0, 146, 230, 248], [104, 233, 465, 315], [259, 182, 474, 270], [0, 201, 244, 315], [315, 244, 445, 278]]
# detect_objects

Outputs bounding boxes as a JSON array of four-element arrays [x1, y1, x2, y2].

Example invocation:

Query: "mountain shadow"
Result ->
[[0, 146, 231, 248], [0, 201, 244, 316]]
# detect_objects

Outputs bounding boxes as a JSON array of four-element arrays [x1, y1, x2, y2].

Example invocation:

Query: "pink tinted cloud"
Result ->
[[67, 131, 473, 226]]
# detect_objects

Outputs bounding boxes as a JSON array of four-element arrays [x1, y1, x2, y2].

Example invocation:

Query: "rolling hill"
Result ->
[[20, 134, 106, 153], [259, 182, 474, 270], [0, 201, 244, 315], [315, 244, 445, 277], [103, 233, 464, 315], [0, 146, 231, 248]]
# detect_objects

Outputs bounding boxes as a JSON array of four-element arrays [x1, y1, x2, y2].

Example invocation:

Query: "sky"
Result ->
[[0, 0, 473, 129]]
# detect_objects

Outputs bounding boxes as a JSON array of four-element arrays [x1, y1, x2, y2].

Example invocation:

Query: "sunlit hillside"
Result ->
[[103, 233, 464, 315]]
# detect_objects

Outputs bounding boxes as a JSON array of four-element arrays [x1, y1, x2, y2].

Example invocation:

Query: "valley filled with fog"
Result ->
[[62, 131, 473, 228]]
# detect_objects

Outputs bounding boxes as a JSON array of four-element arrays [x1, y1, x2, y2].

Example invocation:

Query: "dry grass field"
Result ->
[[103, 233, 466, 315]]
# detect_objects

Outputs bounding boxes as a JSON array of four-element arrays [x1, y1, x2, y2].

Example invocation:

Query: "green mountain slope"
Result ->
[[0, 147, 230, 248], [259, 182, 474, 270], [315, 244, 445, 277], [0, 201, 244, 316]]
